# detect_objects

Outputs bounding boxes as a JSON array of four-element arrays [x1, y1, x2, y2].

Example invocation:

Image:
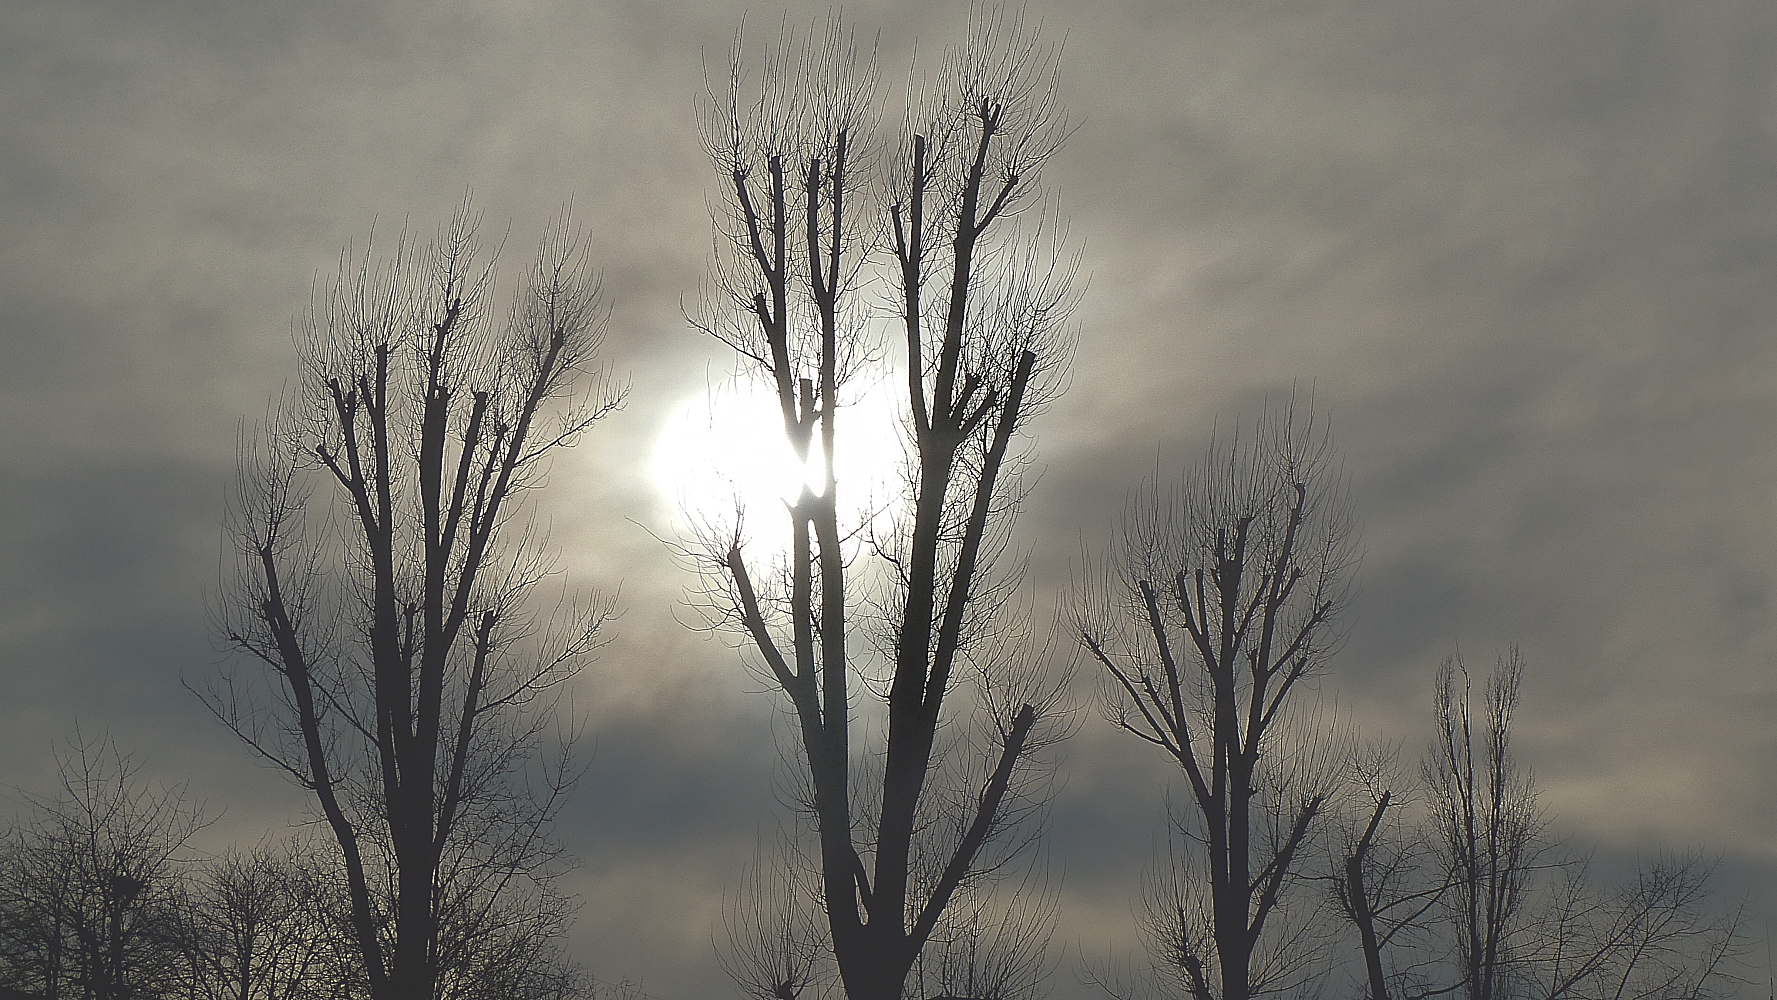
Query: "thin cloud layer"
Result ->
[[4, 2, 1775, 997]]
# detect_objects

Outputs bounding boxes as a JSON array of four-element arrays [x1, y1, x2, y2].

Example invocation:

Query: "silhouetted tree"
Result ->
[[180, 836, 354, 1000], [1424, 651, 1740, 1000], [1426, 650, 1541, 1000], [206, 204, 620, 1000], [1325, 747, 1447, 1000], [687, 9, 1076, 999], [0, 734, 210, 1000], [717, 837, 825, 1000], [1078, 401, 1355, 1000]]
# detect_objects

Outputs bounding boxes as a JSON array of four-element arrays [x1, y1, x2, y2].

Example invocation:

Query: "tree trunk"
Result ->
[[1347, 854, 1389, 1000]]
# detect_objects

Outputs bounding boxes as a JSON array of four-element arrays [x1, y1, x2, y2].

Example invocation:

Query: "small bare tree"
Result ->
[[903, 863, 1060, 1000], [1425, 650, 1741, 1000], [1326, 748, 1448, 1000], [182, 835, 354, 1000], [1523, 851, 1740, 1000], [718, 837, 826, 1000], [688, 9, 1076, 999], [0, 733, 211, 1000], [1425, 650, 1542, 1000], [1078, 401, 1356, 1000], [206, 203, 620, 1000]]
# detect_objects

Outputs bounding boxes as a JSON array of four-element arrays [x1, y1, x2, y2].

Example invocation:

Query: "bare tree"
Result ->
[[1325, 748, 1448, 1000], [1336, 786, 1394, 1000], [687, 8, 1076, 999], [1522, 851, 1740, 1000], [1424, 650, 1741, 1000], [903, 863, 1060, 1000], [1078, 401, 1356, 1000], [205, 203, 621, 1000], [718, 837, 827, 1000], [181, 836, 355, 1000], [1425, 650, 1542, 1000], [0, 733, 211, 1000]]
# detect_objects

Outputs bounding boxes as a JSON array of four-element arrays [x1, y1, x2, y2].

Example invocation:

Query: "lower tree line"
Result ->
[[0, 622, 1743, 1000], [1074, 410, 1743, 1000], [1082, 651, 1742, 1000], [0, 735, 622, 1000], [1320, 650, 1739, 1000]]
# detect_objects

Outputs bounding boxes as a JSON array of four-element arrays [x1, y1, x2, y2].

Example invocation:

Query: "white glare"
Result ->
[[651, 377, 903, 557]]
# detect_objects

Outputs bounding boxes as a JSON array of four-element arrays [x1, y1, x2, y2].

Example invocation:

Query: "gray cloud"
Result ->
[[5, 1, 1776, 997]]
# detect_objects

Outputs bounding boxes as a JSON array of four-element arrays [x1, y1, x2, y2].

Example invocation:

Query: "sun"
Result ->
[[651, 376, 905, 556]]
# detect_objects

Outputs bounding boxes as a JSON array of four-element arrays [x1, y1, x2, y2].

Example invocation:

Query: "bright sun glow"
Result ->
[[651, 377, 905, 556]]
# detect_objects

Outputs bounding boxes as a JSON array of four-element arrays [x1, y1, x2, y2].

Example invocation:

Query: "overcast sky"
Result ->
[[5, 2, 1777, 998]]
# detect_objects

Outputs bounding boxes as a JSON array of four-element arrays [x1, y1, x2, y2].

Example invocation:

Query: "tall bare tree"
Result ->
[[688, 9, 1076, 999], [206, 204, 620, 1000], [1426, 650, 1541, 1000], [1078, 401, 1355, 1000]]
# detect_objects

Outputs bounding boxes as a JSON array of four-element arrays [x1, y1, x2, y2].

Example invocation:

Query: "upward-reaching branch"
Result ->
[[210, 203, 622, 1000], [690, 10, 1075, 1000], [1080, 398, 1353, 1000]]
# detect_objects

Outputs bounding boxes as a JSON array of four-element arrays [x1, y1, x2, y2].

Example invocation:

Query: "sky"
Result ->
[[4, 2, 1777, 997]]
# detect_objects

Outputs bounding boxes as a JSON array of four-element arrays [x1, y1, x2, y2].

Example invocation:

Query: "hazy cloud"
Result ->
[[5, 2, 1776, 997]]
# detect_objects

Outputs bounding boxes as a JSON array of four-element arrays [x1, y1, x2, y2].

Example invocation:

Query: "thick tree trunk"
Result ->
[[391, 852, 433, 1000]]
